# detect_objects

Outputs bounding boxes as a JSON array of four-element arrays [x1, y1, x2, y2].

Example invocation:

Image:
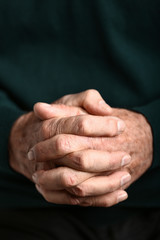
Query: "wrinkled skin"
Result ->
[[9, 90, 153, 207], [9, 89, 117, 181]]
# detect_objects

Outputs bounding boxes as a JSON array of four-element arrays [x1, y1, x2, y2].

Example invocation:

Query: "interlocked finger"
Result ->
[[67, 171, 131, 197], [32, 167, 95, 190], [35, 184, 128, 207], [34, 103, 86, 120], [77, 190, 128, 207], [39, 114, 125, 140], [54, 89, 112, 115], [35, 186, 80, 205], [55, 150, 131, 172]]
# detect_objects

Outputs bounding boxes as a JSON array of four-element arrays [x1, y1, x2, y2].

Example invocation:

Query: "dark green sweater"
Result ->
[[0, 0, 160, 224]]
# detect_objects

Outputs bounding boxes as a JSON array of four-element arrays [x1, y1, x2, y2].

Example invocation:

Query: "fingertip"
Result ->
[[85, 100, 112, 116], [34, 102, 45, 112], [34, 102, 54, 120], [34, 102, 52, 112], [33, 102, 44, 119], [117, 191, 128, 203], [33, 102, 41, 111]]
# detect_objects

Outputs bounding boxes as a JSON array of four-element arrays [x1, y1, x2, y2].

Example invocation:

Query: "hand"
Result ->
[[32, 107, 153, 207], [28, 90, 130, 207], [29, 90, 129, 207], [33, 167, 130, 207], [60, 108, 153, 205], [9, 90, 124, 182]]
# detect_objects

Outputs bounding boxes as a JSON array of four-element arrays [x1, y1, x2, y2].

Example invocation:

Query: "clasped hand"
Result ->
[[9, 90, 153, 207]]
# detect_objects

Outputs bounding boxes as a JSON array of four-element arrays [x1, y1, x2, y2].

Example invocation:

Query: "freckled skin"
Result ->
[[9, 90, 153, 207], [9, 112, 54, 180], [107, 108, 153, 187], [64, 108, 153, 202]]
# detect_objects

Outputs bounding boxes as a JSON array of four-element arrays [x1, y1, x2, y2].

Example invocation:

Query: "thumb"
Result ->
[[55, 89, 112, 116], [33, 103, 86, 120]]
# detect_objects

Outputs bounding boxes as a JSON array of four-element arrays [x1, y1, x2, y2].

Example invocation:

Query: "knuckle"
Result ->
[[55, 136, 67, 154], [85, 89, 99, 99], [74, 153, 88, 170], [84, 89, 100, 103], [79, 196, 97, 207], [54, 118, 64, 135], [41, 121, 50, 139], [80, 199, 92, 207], [72, 185, 85, 197], [60, 170, 75, 187], [76, 116, 89, 135]]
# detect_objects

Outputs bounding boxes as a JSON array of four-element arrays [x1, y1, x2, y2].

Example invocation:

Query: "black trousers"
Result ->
[[1, 208, 160, 240]]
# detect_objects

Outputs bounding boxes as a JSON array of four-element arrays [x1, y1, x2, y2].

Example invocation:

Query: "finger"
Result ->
[[54, 89, 112, 116], [75, 136, 125, 153], [67, 171, 131, 197], [35, 186, 80, 205], [55, 150, 131, 172], [28, 134, 93, 162], [35, 184, 128, 207], [39, 115, 125, 140], [34, 102, 86, 120], [32, 168, 95, 190], [77, 190, 128, 207]]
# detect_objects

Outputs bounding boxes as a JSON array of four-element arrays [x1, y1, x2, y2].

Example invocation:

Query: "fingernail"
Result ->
[[121, 155, 131, 167], [32, 173, 37, 183], [98, 100, 112, 112], [28, 150, 35, 161], [117, 120, 125, 133], [117, 192, 128, 203], [121, 174, 131, 186]]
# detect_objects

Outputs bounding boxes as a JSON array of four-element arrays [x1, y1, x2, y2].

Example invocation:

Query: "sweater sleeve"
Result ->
[[0, 89, 24, 173], [133, 98, 160, 169]]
